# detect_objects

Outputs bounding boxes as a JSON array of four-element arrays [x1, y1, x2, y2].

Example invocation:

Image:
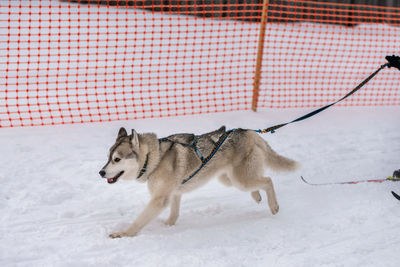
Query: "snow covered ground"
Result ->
[[1, 106, 399, 267]]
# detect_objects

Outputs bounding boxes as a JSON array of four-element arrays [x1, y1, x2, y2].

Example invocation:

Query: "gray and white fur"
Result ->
[[99, 126, 299, 238]]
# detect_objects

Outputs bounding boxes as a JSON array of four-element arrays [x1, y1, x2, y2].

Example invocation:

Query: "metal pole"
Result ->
[[251, 0, 270, 112]]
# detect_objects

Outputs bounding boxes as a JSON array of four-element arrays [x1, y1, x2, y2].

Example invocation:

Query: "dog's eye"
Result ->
[[114, 158, 121, 162]]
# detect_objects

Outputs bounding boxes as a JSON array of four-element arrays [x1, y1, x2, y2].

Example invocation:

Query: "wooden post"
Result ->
[[251, 0, 270, 112]]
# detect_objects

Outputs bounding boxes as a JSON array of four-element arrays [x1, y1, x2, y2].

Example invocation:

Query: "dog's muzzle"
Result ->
[[99, 170, 124, 184]]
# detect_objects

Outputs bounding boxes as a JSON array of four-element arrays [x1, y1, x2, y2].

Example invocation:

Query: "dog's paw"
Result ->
[[270, 203, 279, 215], [164, 218, 177, 226], [109, 231, 132, 239], [251, 191, 262, 204]]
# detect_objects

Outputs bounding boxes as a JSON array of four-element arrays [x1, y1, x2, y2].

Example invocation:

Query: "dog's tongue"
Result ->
[[107, 178, 114, 183]]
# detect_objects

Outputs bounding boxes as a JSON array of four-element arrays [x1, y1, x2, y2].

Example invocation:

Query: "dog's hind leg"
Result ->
[[230, 143, 279, 214], [234, 176, 279, 215], [164, 195, 181, 226], [242, 177, 279, 214], [251, 191, 262, 203], [218, 173, 232, 187], [231, 160, 279, 214], [220, 173, 261, 204], [261, 177, 279, 215]]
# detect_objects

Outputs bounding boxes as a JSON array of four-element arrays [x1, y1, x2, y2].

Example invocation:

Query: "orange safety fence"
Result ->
[[1, 0, 399, 127]]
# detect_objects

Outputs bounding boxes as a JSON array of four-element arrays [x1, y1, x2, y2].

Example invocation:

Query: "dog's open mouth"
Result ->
[[107, 171, 124, 184]]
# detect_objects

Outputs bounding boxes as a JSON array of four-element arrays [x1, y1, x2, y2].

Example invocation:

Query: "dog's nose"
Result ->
[[99, 170, 106, 177]]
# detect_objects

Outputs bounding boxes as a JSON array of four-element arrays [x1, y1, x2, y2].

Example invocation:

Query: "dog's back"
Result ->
[[194, 128, 298, 173], [166, 127, 299, 189]]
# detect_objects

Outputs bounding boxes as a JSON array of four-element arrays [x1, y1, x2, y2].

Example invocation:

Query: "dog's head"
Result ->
[[99, 127, 141, 184]]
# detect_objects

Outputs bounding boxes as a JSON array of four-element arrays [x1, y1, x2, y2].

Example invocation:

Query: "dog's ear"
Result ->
[[117, 127, 128, 140], [130, 129, 139, 148]]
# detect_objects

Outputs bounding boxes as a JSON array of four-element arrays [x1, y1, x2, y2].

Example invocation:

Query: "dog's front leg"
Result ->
[[164, 195, 181, 226], [110, 195, 169, 238]]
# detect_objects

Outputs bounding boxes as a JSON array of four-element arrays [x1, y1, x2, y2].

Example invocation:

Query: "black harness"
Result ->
[[159, 129, 235, 184]]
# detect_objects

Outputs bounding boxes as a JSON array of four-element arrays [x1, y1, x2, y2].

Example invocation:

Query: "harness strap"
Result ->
[[159, 135, 206, 161], [192, 136, 206, 161], [181, 129, 235, 184], [256, 62, 390, 134], [158, 130, 235, 184], [136, 155, 149, 179], [159, 129, 237, 184]]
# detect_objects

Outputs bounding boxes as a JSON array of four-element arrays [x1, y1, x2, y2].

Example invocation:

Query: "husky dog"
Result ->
[[99, 126, 298, 238]]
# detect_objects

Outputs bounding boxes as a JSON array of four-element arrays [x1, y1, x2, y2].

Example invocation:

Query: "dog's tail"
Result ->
[[262, 140, 299, 172]]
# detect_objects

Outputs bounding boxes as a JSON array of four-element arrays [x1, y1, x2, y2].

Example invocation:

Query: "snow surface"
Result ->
[[1, 106, 400, 267]]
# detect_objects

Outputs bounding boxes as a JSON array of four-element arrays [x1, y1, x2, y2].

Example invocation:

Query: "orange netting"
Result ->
[[1, 0, 399, 127]]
